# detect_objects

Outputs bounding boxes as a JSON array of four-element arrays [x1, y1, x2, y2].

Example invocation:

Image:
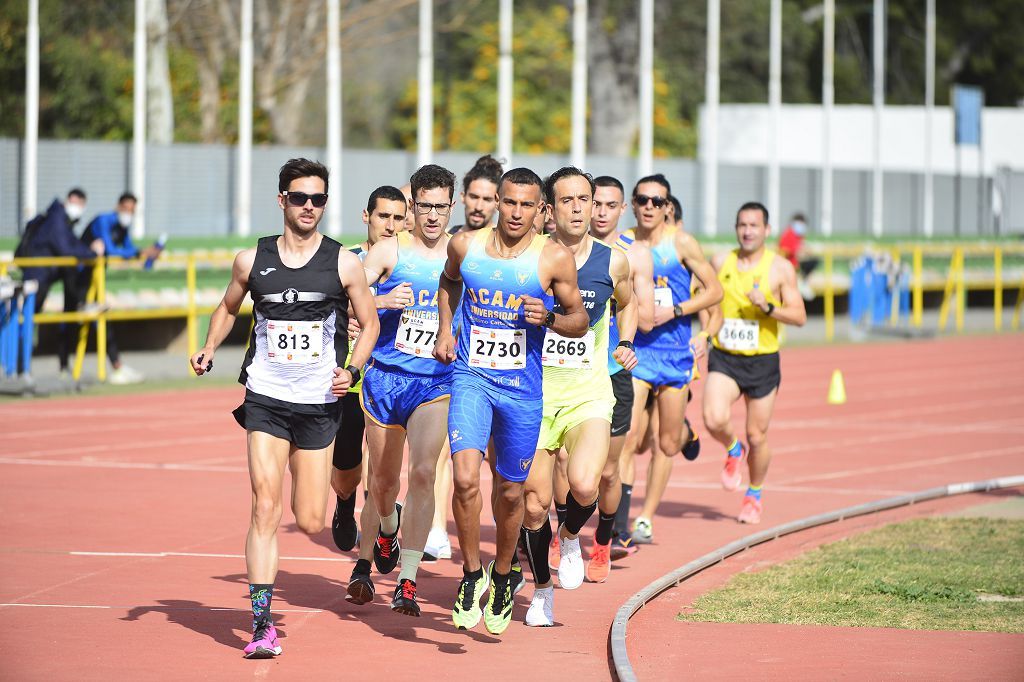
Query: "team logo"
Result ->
[[402, 262, 419, 273], [431, 270, 441, 279], [450, 429, 461, 443], [259, 267, 276, 276], [519, 457, 534, 472], [282, 288, 299, 304], [516, 270, 530, 285], [659, 253, 670, 266]]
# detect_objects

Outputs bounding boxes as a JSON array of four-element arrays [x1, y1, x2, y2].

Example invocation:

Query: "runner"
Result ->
[[355, 165, 457, 617], [398, 183, 415, 232], [616, 174, 722, 545], [520, 167, 638, 627], [587, 175, 655, 567], [189, 158, 379, 659], [433, 167, 588, 635], [702, 201, 806, 524]]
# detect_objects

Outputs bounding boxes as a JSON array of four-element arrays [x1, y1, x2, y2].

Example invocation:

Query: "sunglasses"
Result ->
[[634, 194, 667, 208], [283, 191, 328, 208]]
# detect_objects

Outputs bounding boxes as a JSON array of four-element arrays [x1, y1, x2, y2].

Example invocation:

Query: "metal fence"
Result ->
[[2, 138, 1020, 240]]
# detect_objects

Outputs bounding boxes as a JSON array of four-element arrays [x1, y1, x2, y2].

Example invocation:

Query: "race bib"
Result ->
[[266, 319, 322, 364], [468, 325, 526, 370], [395, 310, 439, 357], [718, 318, 759, 352], [654, 286, 673, 308], [542, 330, 595, 369]]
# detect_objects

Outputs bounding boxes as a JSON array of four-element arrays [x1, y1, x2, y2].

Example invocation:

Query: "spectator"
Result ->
[[778, 213, 818, 301]]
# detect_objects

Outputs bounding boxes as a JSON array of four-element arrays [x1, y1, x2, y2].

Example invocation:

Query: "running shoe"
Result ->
[[391, 578, 421, 617], [243, 621, 282, 659], [452, 570, 489, 630], [587, 537, 611, 583], [610, 533, 640, 561], [721, 444, 745, 491], [557, 534, 584, 590], [681, 418, 701, 461], [483, 566, 514, 635], [373, 503, 402, 575], [488, 559, 526, 596], [548, 532, 561, 571], [346, 560, 375, 605], [331, 493, 358, 552], [737, 495, 762, 525], [423, 526, 451, 562], [631, 517, 653, 544], [524, 585, 555, 627]]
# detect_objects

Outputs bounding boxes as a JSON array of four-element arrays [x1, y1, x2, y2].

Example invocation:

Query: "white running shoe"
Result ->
[[525, 585, 554, 627], [109, 365, 144, 385], [631, 517, 653, 544], [557, 534, 585, 590], [423, 526, 451, 561]]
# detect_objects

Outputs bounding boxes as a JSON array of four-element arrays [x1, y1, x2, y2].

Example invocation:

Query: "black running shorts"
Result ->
[[233, 389, 342, 450], [333, 392, 365, 471], [707, 348, 781, 399], [610, 370, 635, 437]]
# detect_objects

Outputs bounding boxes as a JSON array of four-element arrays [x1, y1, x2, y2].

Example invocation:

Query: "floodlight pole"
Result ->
[[236, 0, 253, 237], [703, 0, 720, 236], [821, 0, 835, 237], [417, 0, 433, 167], [326, 0, 342, 236], [23, 0, 39, 223], [923, 0, 935, 237], [768, 0, 782, 224], [871, 0, 885, 237], [497, 0, 513, 164], [638, 0, 653, 177], [570, 0, 588, 169], [132, 0, 148, 238]]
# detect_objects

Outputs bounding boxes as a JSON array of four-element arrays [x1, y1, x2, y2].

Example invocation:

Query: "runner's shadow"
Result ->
[[281, 521, 342, 553], [653, 500, 735, 521], [120, 599, 275, 651]]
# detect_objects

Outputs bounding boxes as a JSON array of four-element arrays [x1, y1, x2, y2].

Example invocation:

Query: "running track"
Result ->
[[2, 334, 1022, 680]]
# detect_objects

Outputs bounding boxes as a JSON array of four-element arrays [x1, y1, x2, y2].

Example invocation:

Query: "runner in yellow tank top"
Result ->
[[702, 202, 806, 525]]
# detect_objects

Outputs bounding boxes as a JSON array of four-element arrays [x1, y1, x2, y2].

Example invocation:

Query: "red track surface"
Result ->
[[2, 334, 1023, 680]]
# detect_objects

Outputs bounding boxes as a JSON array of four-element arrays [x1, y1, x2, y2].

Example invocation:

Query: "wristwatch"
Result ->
[[345, 365, 362, 384], [673, 303, 686, 318], [543, 310, 556, 327], [617, 340, 635, 352], [764, 302, 776, 316]]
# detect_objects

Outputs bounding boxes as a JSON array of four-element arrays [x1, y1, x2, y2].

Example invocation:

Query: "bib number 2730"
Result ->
[[468, 326, 526, 370]]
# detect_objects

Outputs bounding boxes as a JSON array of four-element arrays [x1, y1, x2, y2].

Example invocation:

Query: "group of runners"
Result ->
[[191, 155, 806, 658]]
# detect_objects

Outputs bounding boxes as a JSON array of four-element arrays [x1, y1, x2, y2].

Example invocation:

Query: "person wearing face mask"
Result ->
[[778, 213, 818, 301]]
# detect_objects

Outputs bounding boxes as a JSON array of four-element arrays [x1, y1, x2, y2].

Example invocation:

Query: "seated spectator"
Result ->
[[778, 213, 818, 301]]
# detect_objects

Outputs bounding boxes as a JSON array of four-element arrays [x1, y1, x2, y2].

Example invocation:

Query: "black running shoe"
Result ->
[[373, 503, 402, 575], [391, 578, 421, 617], [681, 418, 701, 461], [331, 493, 358, 552], [346, 559, 375, 605]]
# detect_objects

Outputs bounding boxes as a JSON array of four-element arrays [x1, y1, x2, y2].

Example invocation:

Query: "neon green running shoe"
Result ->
[[452, 570, 489, 630], [488, 559, 525, 596], [483, 565, 514, 635]]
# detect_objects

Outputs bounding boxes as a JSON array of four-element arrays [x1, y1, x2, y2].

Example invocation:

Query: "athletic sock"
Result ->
[[564, 491, 598, 537], [353, 558, 371, 575], [745, 484, 763, 501], [613, 483, 633, 536], [464, 566, 484, 582], [380, 507, 399, 535], [595, 511, 617, 545], [249, 583, 274, 629], [397, 549, 423, 582], [555, 502, 568, 529], [519, 521, 552, 586], [727, 439, 743, 458]]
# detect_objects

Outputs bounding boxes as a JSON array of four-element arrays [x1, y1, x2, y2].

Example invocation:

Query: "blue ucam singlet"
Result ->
[[372, 232, 452, 377], [629, 225, 694, 382], [455, 228, 547, 395], [606, 232, 634, 376]]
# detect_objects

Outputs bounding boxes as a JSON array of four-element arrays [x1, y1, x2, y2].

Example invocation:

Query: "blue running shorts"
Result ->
[[360, 361, 451, 429]]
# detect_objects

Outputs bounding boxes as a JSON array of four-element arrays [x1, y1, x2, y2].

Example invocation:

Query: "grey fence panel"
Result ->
[[0, 139, 20, 235], [146, 143, 233, 236]]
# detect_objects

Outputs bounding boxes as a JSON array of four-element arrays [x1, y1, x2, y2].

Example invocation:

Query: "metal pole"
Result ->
[[871, 0, 885, 237], [923, 0, 935, 237], [417, 0, 434, 167], [821, 0, 835, 236], [132, 0, 147, 239], [570, 0, 588, 169], [703, 0, 720, 236], [497, 0, 513, 164], [326, 0, 342, 237], [23, 0, 39, 223], [638, 0, 654, 177], [237, 0, 253, 237], [768, 0, 782, 222]]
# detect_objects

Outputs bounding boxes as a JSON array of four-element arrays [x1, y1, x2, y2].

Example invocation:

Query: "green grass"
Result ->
[[678, 517, 1024, 633]]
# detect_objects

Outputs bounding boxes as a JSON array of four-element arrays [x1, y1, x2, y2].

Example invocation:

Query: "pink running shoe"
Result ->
[[737, 495, 762, 524], [548, 532, 561, 571], [243, 621, 282, 659], [720, 445, 745, 491]]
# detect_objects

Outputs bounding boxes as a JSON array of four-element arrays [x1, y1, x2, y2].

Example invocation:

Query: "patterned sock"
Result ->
[[595, 511, 617, 545], [727, 439, 743, 458], [249, 583, 274, 629], [745, 484, 763, 501]]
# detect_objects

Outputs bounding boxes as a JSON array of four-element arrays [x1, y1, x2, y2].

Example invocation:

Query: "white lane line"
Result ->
[[0, 603, 323, 613], [662, 481, 908, 496], [8, 433, 241, 460], [0, 458, 246, 473], [69, 551, 353, 562]]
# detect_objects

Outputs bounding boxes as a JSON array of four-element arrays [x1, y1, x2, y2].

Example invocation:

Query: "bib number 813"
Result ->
[[277, 333, 311, 351]]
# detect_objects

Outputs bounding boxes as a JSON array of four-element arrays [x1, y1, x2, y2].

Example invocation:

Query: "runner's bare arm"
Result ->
[[364, 237, 410, 309], [676, 231, 724, 315], [433, 232, 469, 363], [339, 249, 379, 378], [527, 241, 588, 337], [767, 255, 806, 327], [610, 249, 638, 370], [697, 252, 727, 340], [190, 248, 254, 375], [628, 241, 656, 333]]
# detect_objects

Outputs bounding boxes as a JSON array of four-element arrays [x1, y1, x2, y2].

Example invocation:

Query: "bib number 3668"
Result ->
[[717, 318, 759, 352], [468, 326, 526, 370], [267, 319, 321, 364]]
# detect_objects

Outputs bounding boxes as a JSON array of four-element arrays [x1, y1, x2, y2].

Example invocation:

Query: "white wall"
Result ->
[[702, 104, 1024, 176]]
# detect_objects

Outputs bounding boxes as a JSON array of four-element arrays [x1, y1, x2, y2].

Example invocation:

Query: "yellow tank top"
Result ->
[[712, 249, 779, 356]]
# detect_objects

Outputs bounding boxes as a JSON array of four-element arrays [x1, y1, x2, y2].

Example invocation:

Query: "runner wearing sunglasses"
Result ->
[[190, 158, 379, 659]]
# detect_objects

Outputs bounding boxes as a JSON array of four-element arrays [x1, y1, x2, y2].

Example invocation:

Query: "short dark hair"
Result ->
[[118, 192, 137, 204], [543, 166, 595, 204], [68, 188, 86, 200], [410, 164, 457, 202], [462, 155, 504, 193], [669, 195, 683, 221], [499, 167, 543, 195], [632, 174, 671, 198], [737, 201, 769, 225], [366, 185, 407, 215], [791, 212, 806, 222], [278, 158, 329, 194], [594, 176, 624, 196]]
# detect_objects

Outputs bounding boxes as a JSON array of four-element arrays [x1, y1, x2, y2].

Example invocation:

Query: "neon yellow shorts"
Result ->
[[537, 397, 614, 451]]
